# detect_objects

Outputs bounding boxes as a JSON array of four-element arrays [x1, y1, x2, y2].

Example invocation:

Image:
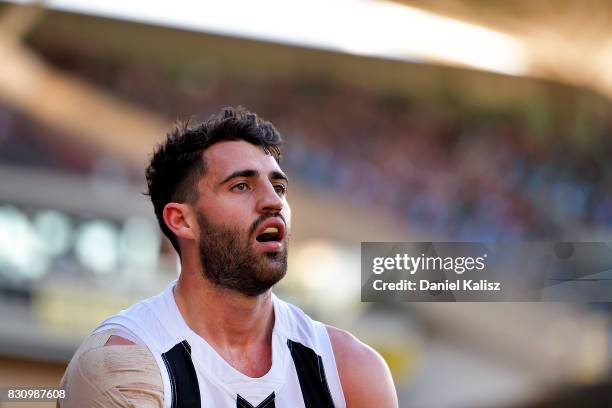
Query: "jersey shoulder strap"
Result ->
[[274, 296, 346, 408], [94, 281, 198, 408]]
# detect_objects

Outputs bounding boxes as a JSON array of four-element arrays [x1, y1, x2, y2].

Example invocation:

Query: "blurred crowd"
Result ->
[[3, 48, 612, 241], [278, 92, 612, 240]]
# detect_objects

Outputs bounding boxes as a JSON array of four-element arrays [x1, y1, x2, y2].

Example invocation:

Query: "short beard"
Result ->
[[196, 212, 288, 297]]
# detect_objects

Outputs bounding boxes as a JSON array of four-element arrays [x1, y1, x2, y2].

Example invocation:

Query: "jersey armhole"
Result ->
[[316, 322, 347, 408], [107, 327, 143, 345]]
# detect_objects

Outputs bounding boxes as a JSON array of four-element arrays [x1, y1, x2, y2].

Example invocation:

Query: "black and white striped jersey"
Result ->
[[94, 281, 346, 408]]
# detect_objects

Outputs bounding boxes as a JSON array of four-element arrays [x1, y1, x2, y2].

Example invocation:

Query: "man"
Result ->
[[59, 106, 398, 407]]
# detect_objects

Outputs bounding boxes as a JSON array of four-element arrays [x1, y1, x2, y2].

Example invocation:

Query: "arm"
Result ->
[[326, 325, 398, 408], [59, 331, 163, 408]]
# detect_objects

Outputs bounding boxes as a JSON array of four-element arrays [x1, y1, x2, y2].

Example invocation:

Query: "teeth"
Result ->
[[263, 227, 278, 234]]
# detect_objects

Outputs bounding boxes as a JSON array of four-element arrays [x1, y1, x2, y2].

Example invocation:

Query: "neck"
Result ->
[[173, 264, 275, 350]]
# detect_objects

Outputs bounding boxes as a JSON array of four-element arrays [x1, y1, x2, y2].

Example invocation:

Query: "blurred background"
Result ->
[[0, 1, 612, 407]]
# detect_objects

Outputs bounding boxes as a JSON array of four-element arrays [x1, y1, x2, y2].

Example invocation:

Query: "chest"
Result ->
[[216, 343, 272, 378], [160, 338, 339, 408]]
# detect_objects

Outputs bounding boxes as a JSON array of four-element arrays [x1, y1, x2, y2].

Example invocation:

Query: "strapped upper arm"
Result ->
[[59, 330, 163, 408]]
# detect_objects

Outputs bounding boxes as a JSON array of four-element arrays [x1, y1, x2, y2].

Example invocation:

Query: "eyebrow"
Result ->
[[218, 169, 289, 186]]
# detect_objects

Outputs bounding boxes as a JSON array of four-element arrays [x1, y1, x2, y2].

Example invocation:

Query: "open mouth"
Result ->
[[253, 218, 286, 251], [256, 227, 282, 243]]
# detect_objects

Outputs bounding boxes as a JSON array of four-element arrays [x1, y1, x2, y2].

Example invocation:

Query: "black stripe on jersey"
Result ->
[[161, 340, 201, 408], [237, 392, 275, 408], [287, 339, 335, 408]]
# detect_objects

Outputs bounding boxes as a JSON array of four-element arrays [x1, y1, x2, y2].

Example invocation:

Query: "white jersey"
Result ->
[[94, 281, 346, 408]]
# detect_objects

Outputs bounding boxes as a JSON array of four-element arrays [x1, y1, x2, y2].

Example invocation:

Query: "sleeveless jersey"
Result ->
[[93, 281, 346, 408]]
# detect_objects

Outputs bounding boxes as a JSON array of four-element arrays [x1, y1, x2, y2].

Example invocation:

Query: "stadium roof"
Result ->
[[7, 0, 612, 99], [7, 0, 528, 76]]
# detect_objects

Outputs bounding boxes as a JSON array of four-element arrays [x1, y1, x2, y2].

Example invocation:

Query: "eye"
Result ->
[[274, 184, 287, 195], [231, 182, 250, 192]]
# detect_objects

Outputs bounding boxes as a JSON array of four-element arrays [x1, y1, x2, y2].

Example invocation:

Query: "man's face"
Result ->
[[193, 140, 291, 296]]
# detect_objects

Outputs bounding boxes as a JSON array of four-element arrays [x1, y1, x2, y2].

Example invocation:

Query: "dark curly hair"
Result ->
[[145, 106, 283, 256]]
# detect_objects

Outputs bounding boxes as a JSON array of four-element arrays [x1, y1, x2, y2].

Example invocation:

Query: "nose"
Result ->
[[257, 180, 283, 214]]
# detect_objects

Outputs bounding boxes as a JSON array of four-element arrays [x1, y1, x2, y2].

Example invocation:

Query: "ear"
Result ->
[[163, 203, 196, 241]]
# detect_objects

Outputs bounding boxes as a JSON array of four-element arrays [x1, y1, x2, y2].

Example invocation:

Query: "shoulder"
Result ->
[[59, 331, 163, 408], [326, 325, 398, 408]]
